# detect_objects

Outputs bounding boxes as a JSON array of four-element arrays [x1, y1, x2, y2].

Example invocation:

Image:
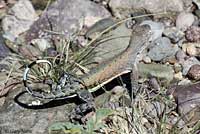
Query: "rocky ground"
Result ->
[[0, 0, 200, 134]]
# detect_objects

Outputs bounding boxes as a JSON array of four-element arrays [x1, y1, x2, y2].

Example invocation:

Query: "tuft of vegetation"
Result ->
[[49, 108, 114, 134]]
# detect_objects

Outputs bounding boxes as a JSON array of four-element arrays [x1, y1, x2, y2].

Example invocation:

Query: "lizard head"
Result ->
[[140, 20, 164, 41], [131, 24, 153, 44]]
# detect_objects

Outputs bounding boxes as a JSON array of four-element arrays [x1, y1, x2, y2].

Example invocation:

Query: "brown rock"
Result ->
[[187, 64, 200, 80], [167, 82, 200, 124]]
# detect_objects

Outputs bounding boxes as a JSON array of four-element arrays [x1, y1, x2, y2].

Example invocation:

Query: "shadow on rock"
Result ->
[[14, 91, 77, 109]]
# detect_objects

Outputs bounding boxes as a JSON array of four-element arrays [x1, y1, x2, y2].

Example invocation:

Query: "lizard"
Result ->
[[23, 24, 153, 100]]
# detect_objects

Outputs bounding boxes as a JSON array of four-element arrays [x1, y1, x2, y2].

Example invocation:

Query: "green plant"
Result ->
[[49, 108, 114, 134]]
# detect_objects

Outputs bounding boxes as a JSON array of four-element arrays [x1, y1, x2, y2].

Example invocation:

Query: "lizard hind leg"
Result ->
[[70, 90, 96, 123]]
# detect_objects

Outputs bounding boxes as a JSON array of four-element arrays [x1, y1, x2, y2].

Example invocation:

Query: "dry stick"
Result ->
[[64, 40, 70, 64], [0, 81, 22, 97], [0, 61, 22, 96], [3, 61, 16, 89]]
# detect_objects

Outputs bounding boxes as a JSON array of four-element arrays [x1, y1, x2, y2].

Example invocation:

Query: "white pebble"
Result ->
[[176, 12, 195, 31]]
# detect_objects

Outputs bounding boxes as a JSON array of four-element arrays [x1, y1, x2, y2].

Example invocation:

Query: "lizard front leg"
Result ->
[[70, 90, 95, 123]]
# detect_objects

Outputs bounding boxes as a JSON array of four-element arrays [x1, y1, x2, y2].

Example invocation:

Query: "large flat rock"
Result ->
[[26, 0, 110, 42]]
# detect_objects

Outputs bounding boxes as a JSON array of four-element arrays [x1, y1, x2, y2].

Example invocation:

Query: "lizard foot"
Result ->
[[69, 90, 95, 124]]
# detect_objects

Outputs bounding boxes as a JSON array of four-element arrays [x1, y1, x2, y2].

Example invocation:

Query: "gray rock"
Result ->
[[0, 88, 70, 134], [109, 0, 184, 18], [181, 57, 200, 75], [26, 0, 110, 42], [138, 63, 174, 84], [163, 27, 185, 43], [176, 12, 195, 31], [148, 37, 179, 61], [32, 119, 49, 134], [2, 0, 38, 41]]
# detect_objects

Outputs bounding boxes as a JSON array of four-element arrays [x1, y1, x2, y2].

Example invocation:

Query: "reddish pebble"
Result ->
[[186, 26, 200, 42], [187, 64, 200, 80]]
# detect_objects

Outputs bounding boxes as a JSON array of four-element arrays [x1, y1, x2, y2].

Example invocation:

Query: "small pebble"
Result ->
[[163, 27, 184, 43], [164, 56, 177, 64], [31, 38, 51, 52], [187, 64, 200, 80], [181, 43, 187, 52], [181, 57, 200, 75], [182, 43, 200, 56], [176, 12, 195, 31], [178, 79, 191, 85], [175, 49, 187, 62], [148, 37, 178, 61], [46, 47, 58, 57], [142, 56, 151, 63], [173, 63, 182, 73], [186, 44, 197, 56], [149, 77, 160, 91], [174, 72, 183, 80], [185, 26, 200, 42]]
